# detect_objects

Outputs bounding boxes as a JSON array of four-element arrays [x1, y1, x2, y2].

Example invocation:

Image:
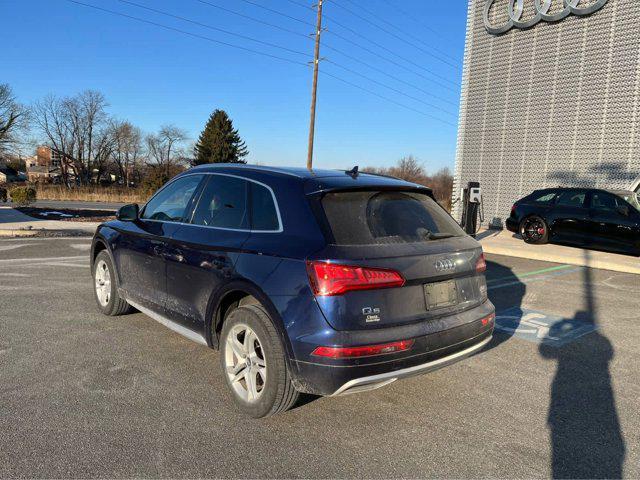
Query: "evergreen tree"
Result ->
[[193, 109, 248, 165]]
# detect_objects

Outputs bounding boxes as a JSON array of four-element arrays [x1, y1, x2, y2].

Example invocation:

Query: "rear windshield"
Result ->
[[321, 190, 466, 245]]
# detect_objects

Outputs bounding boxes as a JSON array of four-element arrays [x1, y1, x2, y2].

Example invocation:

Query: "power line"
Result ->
[[341, 0, 460, 64], [325, 60, 455, 116], [195, 0, 457, 92], [281, 0, 316, 10], [322, 43, 457, 107], [65, 0, 309, 67], [322, 12, 460, 87], [64, 0, 456, 127], [122, 0, 454, 108], [326, 0, 460, 69], [326, 29, 457, 92], [380, 0, 451, 40], [321, 71, 456, 127], [117, 0, 312, 58], [196, 0, 312, 41], [233, 0, 315, 28]]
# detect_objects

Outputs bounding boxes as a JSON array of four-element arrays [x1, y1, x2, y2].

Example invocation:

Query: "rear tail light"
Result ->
[[311, 339, 415, 359], [476, 253, 487, 273], [306, 261, 405, 296], [510, 204, 517, 217], [481, 313, 495, 327]]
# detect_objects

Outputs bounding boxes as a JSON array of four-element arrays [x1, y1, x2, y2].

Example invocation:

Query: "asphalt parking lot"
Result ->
[[1, 237, 639, 478]]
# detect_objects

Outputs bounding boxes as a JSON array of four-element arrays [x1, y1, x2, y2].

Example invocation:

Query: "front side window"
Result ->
[[556, 190, 587, 207], [191, 175, 249, 229], [321, 190, 465, 245], [529, 191, 556, 204], [141, 175, 202, 222]]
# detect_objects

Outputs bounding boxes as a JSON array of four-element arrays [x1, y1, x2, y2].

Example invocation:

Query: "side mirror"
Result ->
[[116, 203, 139, 221], [616, 205, 629, 217]]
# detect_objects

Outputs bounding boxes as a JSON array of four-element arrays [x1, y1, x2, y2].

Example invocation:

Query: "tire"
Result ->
[[220, 304, 299, 418], [93, 250, 131, 316], [520, 215, 549, 245]]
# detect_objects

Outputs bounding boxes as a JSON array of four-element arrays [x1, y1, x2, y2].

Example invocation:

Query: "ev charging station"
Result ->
[[460, 181, 483, 236]]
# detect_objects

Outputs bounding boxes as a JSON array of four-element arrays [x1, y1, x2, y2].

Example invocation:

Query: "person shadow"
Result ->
[[539, 251, 625, 478]]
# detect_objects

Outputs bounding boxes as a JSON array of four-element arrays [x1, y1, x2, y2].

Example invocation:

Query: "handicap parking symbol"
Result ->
[[495, 307, 599, 347]]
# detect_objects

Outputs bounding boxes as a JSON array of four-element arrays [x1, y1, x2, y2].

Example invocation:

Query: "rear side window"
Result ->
[[528, 191, 556, 204], [556, 191, 587, 207], [190, 175, 249, 229], [250, 183, 280, 231], [321, 190, 465, 245]]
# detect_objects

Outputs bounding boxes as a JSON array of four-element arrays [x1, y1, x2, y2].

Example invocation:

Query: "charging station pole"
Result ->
[[461, 181, 482, 236]]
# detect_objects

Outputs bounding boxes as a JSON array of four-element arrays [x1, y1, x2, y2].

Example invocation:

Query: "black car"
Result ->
[[506, 188, 640, 255], [91, 165, 494, 418]]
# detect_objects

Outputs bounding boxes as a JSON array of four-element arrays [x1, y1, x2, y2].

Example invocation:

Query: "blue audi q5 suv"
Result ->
[[91, 165, 494, 417]]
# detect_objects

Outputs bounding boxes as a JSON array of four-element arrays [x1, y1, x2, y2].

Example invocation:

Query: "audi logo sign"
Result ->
[[484, 0, 609, 35], [434, 259, 456, 272]]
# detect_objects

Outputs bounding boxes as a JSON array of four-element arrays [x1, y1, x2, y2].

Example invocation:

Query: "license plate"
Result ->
[[424, 280, 458, 310]]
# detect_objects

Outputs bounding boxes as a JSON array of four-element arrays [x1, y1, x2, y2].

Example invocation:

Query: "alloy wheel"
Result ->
[[95, 259, 112, 307], [224, 324, 267, 403], [522, 218, 545, 242]]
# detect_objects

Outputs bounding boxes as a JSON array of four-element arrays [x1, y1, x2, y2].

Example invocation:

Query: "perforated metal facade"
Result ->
[[453, 0, 640, 226]]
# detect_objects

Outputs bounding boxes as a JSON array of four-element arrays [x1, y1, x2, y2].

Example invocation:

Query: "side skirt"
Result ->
[[127, 299, 208, 346]]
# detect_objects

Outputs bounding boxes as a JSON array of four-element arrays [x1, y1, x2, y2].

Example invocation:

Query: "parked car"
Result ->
[[506, 187, 640, 255], [91, 165, 495, 417]]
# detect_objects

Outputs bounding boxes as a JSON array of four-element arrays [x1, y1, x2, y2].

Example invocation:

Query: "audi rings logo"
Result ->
[[484, 0, 609, 35], [434, 259, 456, 272]]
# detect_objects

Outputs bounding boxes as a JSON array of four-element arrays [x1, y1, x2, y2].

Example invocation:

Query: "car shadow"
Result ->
[[475, 229, 501, 241], [484, 259, 527, 350], [539, 251, 625, 478]]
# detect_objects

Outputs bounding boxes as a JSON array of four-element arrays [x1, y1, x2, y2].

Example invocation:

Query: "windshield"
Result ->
[[321, 190, 465, 246]]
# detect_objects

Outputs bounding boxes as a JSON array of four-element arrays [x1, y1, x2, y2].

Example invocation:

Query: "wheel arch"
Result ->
[[205, 280, 295, 361], [90, 229, 120, 282]]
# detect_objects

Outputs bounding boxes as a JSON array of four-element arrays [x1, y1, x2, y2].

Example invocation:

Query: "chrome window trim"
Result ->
[[140, 171, 284, 234]]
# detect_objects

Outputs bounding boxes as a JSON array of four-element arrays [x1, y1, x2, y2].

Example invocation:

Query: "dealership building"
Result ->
[[453, 0, 640, 226]]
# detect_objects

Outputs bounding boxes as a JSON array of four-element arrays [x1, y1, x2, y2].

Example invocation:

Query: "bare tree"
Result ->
[[363, 156, 454, 210], [146, 125, 188, 176], [32, 90, 112, 186], [0, 84, 29, 155], [110, 120, 143, 187]]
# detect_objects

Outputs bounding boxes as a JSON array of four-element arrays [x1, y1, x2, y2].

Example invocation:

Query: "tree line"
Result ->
[[0, 84, 248, 191], [0, 82, 453, 203]]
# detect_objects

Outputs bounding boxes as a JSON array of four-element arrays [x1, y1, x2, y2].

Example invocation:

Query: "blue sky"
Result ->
[[1, 0, 468, 172]]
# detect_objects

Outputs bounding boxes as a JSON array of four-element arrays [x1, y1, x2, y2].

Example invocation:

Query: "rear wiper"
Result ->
[[427, 233, 456, 240], [418, 230, 455, 240]]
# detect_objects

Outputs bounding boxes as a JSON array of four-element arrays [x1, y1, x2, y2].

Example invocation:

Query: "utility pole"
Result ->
[[306, 0, 323, 170]]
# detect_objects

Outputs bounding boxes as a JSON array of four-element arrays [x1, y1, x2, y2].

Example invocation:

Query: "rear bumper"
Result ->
[[505, 217, 519, 233], [291, 301, 495, 396], [331, 334, 492, 395]]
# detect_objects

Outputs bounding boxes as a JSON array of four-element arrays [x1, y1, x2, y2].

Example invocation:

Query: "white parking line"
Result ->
[[0, 255, 87, 264], [0, 244, 40, 252]]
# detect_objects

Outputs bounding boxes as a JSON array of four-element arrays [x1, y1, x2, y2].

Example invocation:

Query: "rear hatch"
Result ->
[[308, 189, 487, 331]]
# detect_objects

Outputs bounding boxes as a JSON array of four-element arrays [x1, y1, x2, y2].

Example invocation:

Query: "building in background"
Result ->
[[26, 146, 64, 182], [453, 0, 640, 227]]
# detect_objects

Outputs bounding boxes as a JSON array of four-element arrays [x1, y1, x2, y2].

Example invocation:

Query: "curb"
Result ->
[[0, 229, 92, 238], [0, 229, 39, 237], [481, 243, 640, 275]]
